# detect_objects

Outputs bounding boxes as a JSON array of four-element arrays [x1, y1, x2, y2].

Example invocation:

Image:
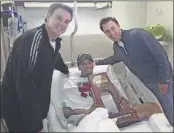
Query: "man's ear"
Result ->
[[117, 23, 120, 28], [45, 14, 50, 22], [78, 65, 82, 72]]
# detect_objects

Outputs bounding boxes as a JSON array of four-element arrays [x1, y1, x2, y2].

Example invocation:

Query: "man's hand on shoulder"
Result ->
[[66, 72, 70, 78]]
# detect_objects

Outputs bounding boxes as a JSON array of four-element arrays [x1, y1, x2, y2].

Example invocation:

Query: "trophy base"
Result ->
[[116, 117, 144, 128], [109, 108, 145, 128]]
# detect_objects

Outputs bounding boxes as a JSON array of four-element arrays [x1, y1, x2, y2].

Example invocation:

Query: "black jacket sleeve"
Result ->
[[11, 37, 43, 132], [54, 52, 69, 74]]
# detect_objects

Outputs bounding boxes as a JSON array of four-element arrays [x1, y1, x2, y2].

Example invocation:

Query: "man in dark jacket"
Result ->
[[95, 17, 173, 126], [1, 3, 72, 132]]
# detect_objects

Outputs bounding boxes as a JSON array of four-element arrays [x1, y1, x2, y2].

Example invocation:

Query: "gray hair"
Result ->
[[46, 3, 73, 21]]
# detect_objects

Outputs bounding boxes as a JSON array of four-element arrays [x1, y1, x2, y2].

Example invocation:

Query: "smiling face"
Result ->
[[46, 8, 72, 37], [102, 20, 121, 42], [79, 59, 94, 77], [77, 54, 94, 77]]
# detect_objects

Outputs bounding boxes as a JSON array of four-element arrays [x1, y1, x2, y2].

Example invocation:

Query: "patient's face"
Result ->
[[79, 60, 94, 77]]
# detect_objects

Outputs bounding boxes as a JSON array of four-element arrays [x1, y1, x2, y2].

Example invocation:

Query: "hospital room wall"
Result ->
[[17, 1, 147, 62], [16, 1, 173, 67], [146, 1, 173, 68], [61, 1, 147, 61], [17, 1, 147, 35], [61, 1, 147, 62]]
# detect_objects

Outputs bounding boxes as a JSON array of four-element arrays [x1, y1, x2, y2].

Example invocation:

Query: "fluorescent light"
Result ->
[[24, 2, 95, 8], [1, 0, 14, 5], [95, 2, 112, 9], [24, 2, 53, 8]]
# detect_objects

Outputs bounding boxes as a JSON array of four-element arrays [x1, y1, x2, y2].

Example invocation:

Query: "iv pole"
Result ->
[[70, 1, 78, 67]]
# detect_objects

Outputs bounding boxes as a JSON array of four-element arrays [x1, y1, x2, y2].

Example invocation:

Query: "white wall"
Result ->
[[17, 1, 146, 36], [17, 7, 110, 35], [146, 1, 173, 37], [146, 1, 173, 68], [110, 1, 146, 29], [16, 1, 173, 66]]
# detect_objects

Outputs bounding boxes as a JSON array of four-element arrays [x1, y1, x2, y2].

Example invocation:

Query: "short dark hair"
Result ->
[[47, 3, 73, 21], [99, 17, 119, 32], [77, 53, 93, 66]]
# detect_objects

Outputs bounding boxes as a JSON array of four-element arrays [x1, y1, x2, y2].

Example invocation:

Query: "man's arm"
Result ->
[[132, 102, 162, 119], [54, 52, 69, 74], [96, 55, 121, 65], [138, 29, 172, 84]]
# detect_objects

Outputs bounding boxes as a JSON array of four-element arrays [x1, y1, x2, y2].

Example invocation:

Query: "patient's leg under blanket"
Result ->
[[71, 108, 120, 132]]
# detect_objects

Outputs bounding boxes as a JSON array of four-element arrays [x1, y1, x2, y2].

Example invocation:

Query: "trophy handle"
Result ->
[[88, 72, 142, 128], [90, 83, 104, 105], [108, 83, 122, 112]]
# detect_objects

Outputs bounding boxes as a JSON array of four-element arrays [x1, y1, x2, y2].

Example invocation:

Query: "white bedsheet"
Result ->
[[47, 65, 112, 132], [70, 108, 120, 132], [47, 65, 124, 131], [46, 65, 173, 132]]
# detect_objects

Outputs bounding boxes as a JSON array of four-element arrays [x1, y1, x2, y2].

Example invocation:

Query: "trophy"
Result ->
[[88, 72, 143, 128]]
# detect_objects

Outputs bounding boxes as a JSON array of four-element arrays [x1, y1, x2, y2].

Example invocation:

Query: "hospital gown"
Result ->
[[62, 72, 121, 126]]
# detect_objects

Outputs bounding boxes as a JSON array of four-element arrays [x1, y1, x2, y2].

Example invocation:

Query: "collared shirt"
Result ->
[[118, 41, 128, 55]]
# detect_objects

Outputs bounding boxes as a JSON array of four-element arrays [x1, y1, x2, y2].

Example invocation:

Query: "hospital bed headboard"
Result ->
[[112, 62, 127, 80]]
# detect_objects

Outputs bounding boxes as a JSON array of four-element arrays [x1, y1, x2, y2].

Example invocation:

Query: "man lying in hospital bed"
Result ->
[[46, 54, 173, 132], [63, 53, 131, 126], [62, 53, 164, 131]]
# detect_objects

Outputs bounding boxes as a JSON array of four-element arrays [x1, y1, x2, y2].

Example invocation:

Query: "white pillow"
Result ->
[[93, 65, 109, 74], [69, 65, 109, 75]]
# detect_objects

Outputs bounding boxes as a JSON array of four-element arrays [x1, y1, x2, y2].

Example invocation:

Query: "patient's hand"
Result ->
[[63, 107, 86, 118], [118, 97, 130, 108], [63, 103, 105, 119], [66, 73, 70, 78], [63, 107, 73, 118]]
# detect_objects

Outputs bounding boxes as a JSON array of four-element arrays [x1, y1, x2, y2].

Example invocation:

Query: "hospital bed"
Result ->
[[43, 62, 173, 132]]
